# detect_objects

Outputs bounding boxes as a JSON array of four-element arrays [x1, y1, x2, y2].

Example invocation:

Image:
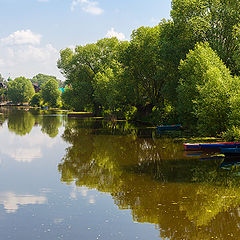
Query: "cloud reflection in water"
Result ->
[[0, 192, 47, 213]]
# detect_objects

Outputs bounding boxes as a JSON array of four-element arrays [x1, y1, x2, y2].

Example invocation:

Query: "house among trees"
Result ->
[[32, 83, 41, 93], [0, 82, 6, 89]]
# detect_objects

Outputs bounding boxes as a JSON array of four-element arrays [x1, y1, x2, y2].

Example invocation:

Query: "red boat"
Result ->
[[183, 143, 201, 151], [184, 142, 240, 151]]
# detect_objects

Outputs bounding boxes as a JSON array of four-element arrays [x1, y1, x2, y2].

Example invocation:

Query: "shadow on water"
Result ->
[[58, 119, 240, 240]]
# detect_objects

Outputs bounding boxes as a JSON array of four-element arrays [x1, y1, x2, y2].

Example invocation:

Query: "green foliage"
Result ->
[[222, 126, 240, 141], [121, 25, 165, 111], [171, 0, 240, 74], [158, 20, 196, 104], [56, 1, 240, 135], [31, 73, 64, 88], [177, 42, 233, 135], [7, 77, 35, 104], [93, 65, 135, 118], [58, 37, 125, 113], [41, 78, 61, 107], [30, 93, 42, 107], [61, 82, 93, 111], [0, 88, 7, 102]]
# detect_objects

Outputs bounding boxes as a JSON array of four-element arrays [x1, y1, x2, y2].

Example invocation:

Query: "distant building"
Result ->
[[58, 87, 65, 94], [0, 82, 6, 89], [32, 83, 41, 93]]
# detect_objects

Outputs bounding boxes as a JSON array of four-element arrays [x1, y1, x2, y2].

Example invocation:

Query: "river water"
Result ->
[[0, 108, 240, 240]]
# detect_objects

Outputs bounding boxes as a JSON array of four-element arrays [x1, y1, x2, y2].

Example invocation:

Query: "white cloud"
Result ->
[[0, 29, 42, 46], [13, 44, 58, 63], [71, 0, 104, 15], [0, 192, 47, 213], [0, 30, 62, 80], [106, 28, 126, 41]]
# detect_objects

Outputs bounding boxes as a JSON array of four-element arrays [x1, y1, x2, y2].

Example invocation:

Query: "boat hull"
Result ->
[[221, 148, 240, 157], [157, 124, 182, 132], [184, 142, 240, 151]]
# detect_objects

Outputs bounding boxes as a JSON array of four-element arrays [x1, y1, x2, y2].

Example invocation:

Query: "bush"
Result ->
[[30, 93, 41, 107], [222, 126, 240, 141]]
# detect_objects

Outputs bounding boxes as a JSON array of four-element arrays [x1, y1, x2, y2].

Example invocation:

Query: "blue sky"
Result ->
[[0, 0, 172, 80]]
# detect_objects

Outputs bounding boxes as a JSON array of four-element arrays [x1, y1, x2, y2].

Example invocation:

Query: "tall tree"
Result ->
[[121, 25, 164, 116], [58, 37, 124, 113], [177, 42, 233, 134], [31, 73, 63, 88], [7, 77, 35, 104], [41, 78, 61, 107], [171, 0, 240, 74]]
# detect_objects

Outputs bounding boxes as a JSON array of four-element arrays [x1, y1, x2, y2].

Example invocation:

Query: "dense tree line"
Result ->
[[0, 74, 62, 108], [57, 0, 240, 138]]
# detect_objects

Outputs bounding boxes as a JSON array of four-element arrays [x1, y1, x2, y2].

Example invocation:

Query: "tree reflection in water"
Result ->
[[8, 109, 35, 136], [59, 119, 240, 240], [5, 108, 63, 138]]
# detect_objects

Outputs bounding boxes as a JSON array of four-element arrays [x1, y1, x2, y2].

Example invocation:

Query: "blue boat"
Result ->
[[184, 142, 240, 151], [200, 142, 239, 150], [221, 148, 240, 156], [157, 124, 182, 132]]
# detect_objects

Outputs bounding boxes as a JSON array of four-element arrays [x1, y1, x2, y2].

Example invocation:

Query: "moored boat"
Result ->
[[184, 143, 201, 151], [221, 148, 240, 157], [157, 124, 182, 132], [184, 142, 240, 151], [200, 142, 238, 150]]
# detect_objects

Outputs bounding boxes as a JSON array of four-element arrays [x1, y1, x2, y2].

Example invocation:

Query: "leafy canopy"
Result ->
[[8, 77, 35, 104]]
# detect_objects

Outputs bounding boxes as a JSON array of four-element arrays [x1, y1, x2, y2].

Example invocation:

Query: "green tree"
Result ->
[[177, 42, 233, 135], [171, 0, 240, 74], [31, 73, 63, 88], [30, 93, 42, 107], [7, 77, 35, 104], [41, 78, 61, 107], [58, 37, 124, 113], [93, 42, 135, 118], [121, 25, 164, 116]]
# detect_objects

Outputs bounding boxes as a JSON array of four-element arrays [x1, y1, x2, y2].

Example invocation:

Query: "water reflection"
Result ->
[[8, 110, 35, 136], [0, 108, 64, 162], [59, 120, 240, 239], [0, 192, 47, 213], [41, 115, 62, 138], [1, 108, 63, 138]]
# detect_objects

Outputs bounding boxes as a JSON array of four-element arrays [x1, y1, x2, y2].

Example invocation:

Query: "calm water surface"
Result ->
[[0, 108, 240, 240]]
